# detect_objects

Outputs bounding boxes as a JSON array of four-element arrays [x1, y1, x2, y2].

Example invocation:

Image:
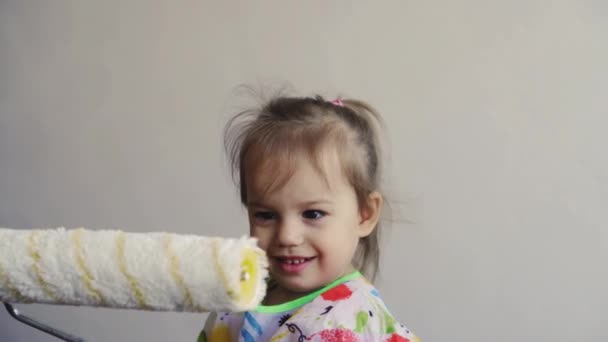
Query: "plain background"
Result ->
[[1, 1, 607, 341]]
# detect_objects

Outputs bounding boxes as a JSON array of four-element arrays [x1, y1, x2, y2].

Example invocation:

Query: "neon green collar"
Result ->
[[254, 271, 361, 314]]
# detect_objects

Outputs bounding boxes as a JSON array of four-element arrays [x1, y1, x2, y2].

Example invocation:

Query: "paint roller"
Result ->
[[0, 227, 268, 313]]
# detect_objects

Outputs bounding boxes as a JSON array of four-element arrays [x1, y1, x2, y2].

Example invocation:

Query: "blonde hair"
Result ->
[[224, 94, 386, 281]]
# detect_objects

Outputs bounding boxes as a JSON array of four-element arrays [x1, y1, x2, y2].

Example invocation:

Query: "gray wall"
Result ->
[[1, 1, 607, 341]]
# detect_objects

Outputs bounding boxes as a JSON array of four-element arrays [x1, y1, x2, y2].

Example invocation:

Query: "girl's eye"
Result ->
[[302, 210, 326, 220], [253, 211, 277, 221]]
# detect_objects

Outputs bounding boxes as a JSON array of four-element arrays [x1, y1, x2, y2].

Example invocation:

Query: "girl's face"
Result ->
[[245, 150, 377, 297]]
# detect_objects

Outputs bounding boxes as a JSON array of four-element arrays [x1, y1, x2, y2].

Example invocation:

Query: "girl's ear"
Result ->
[[357, 191, 383, 237]]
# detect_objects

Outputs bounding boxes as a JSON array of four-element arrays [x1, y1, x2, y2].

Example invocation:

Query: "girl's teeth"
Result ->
[[284, 259, 306, 264]]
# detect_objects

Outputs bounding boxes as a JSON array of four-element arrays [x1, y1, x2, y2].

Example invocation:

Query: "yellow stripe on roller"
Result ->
[[163, 234, 204, 311], [239, 248, 258, 307], [72, 228, 107, 306], [212, 238, 237, 300], [28, 230, 61, 302], [0, 259, 28, 303], [115, 232, 149, 310]]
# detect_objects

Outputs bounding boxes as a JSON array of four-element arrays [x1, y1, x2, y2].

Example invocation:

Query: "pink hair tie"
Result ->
[[330, 98, 344, 107]]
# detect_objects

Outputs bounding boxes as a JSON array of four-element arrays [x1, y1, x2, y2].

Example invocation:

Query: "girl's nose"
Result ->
[[277, 217, 304, 247]]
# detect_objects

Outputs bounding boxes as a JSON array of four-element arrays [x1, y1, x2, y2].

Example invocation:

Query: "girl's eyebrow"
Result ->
[[247, 199, 333, 207], [301, 200, 333, 206]]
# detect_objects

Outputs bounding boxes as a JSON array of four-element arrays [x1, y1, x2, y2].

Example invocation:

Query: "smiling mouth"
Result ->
[[275, 256, 316, 264], [273, 256, 316, 273]]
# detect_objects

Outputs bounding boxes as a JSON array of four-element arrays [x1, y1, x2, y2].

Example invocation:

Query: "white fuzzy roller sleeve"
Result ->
[[0, 228, 268, 313]]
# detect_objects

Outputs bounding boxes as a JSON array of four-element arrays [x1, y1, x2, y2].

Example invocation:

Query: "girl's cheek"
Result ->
[[251, 229, 271, 249]]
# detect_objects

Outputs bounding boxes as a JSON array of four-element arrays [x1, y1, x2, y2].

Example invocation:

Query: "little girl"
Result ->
[[199, 94, 419, 342]]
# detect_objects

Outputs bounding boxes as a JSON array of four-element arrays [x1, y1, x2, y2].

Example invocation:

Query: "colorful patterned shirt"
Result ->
[[198, 271, 419, 342]]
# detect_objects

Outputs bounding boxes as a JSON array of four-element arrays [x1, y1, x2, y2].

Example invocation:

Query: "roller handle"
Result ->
[[3, 302, 85, 342]]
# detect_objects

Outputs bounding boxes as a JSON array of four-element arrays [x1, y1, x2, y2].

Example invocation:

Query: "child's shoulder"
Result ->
[[280, 275, 419, 341]]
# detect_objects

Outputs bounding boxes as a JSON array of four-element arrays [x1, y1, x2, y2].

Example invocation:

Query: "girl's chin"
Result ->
[[271, 275, 318, 293]]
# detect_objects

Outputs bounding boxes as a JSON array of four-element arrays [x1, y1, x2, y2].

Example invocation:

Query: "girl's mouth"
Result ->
[[274, 256, 316, 273]]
